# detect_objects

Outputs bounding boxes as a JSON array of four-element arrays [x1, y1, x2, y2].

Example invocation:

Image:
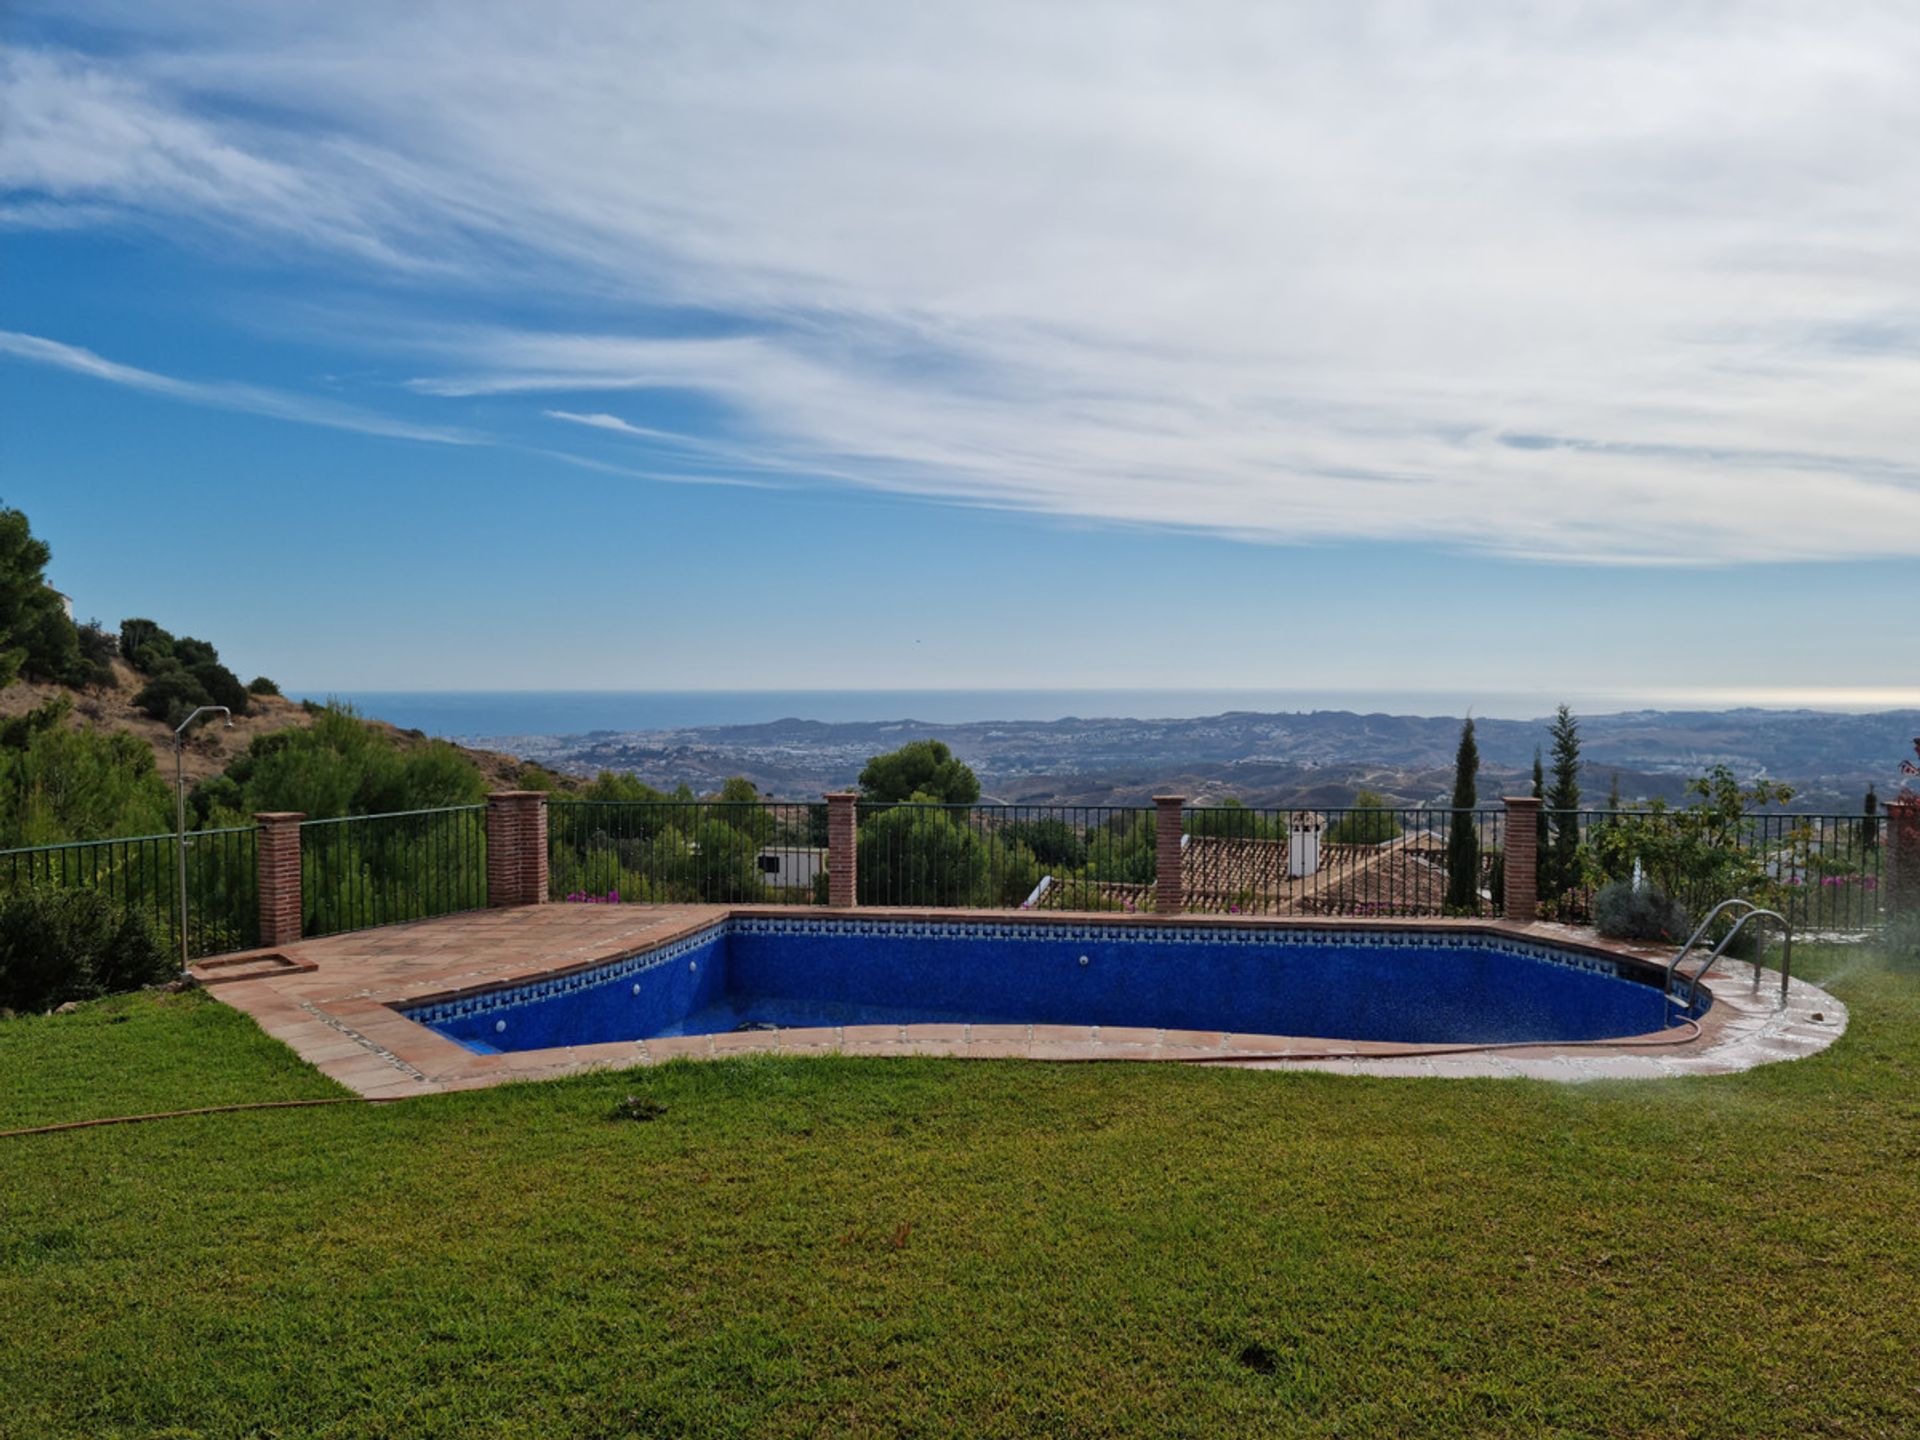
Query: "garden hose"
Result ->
[[0, 1095, 401, 1140], [0, 1016, 1711, 1136]]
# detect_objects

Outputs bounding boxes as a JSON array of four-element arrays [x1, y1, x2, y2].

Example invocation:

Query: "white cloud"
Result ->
[[7, 4, 1920, 560], [0, 330, 476, 444], [542, 411, 685, 442]]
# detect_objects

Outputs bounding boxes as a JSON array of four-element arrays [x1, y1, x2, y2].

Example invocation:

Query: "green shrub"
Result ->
[[246, 676, 281, 697], [1002, 817, 1088, 868], [0, 507, 85, 688], [1185, 799, 1279, 840], [0, 886, 171, 1013], [118, 617, 175, 675], [513, 762, 555, 791], [857, 803, 993, 906], [1589, 766, 1797, 918], [133, 668, 212, 725], [1087, 811, 1157, 885], [172, 635, 219, 671], [995, 841, 1042, 907], [1325, 791, 1403, 845], [0, 704, 172, 847], [190, 660, 251, 716], [858, 740, 980, 805], [70, 621, 117, 687], [1592, 879, 1691, 943], [196, 705, 486, 822]]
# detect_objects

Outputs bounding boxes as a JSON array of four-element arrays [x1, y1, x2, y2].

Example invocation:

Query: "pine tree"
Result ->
[[1543, 705, 1582, 903], [1444, 716, 1480, 912]]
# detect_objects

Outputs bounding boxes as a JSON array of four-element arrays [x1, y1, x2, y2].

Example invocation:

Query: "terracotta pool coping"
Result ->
[[200, 905, 1848, 1096]]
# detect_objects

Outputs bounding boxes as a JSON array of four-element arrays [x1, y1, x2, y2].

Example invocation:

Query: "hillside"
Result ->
[[490, 706, 1920, 810], [0, 660, 558, 795]]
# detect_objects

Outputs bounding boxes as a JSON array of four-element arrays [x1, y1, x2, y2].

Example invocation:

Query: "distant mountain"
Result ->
[[479, 707, 1920, 811]]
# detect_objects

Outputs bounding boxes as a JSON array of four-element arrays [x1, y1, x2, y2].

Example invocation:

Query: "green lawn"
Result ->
[[2, 943, 1916, 1439]]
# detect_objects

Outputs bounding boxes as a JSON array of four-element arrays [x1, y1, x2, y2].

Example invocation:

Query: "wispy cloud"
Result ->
[[523, 446, 774, 491], [7, 5, 1920, 561], [0, 330, 476, 444], [541, 406, 855, 481], [542, 410, 687, 443]]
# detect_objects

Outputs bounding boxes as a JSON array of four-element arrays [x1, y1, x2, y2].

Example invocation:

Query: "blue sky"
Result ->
[[5, 3, 1919, 703]]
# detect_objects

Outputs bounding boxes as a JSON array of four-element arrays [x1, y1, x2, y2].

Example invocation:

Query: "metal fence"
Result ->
[[1178, 803, 1505, 918], [1535, 808, 1887, 932], [855, 803, 1159, 910], [0, 825, 258, 959], [0, 800, 1893, 964], [549, 798, 1886, 930], [789, 800, 1508, 918], [300, 806, 488, 937], [548, 799, 828, 905]]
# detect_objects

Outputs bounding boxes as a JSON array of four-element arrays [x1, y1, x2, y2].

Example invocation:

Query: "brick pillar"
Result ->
[[1887, 798, 1920, 915], [255, 812, 305, 947], [826, 792, 858, 907], [1154, 795, 1186, 916], [1503, 796, 1541, 922], [486, 791, 550, 908]]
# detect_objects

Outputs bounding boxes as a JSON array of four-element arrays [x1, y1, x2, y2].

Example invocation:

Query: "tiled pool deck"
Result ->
[[199, 906, 1847, 1097]]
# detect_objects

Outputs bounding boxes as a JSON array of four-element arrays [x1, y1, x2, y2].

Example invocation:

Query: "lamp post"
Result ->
[[173, 705, 232, 973]]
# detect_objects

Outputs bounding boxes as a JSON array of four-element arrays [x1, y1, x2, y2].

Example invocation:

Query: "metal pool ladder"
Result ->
[[1663, 898, 1792, 1021]]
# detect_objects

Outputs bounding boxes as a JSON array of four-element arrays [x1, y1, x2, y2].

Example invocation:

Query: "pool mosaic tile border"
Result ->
[[402, 922, 726, 1027], [403, 914, 1669, 1030]]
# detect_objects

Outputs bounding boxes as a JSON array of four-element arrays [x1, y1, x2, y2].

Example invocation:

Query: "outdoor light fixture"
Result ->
[[173, 705, 233, 974]]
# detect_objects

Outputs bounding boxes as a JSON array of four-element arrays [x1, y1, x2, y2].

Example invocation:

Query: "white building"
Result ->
[[757, 847, 826, 890]]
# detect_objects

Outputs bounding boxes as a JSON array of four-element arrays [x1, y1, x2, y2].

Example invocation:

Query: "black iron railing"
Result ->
[[1551, 806, 1888, 932], [0, 826, 258, 959], [1177, 802, 1505, 918], [850, 803, 1155, 910], [548, 799, 828, 905], [299, 806, 488, 937], [0, 800, 1891, 967]]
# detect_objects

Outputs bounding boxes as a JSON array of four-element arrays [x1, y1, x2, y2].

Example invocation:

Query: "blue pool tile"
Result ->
[[407, 918, 1698, 1055]]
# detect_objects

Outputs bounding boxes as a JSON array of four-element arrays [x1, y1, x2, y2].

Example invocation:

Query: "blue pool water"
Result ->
[[407, 918, 1696, 1054]]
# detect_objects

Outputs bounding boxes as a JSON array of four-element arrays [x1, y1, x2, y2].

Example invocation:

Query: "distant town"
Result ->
[[476, 705, 1920, 810]]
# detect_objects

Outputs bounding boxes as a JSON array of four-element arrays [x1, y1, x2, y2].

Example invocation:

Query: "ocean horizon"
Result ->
[[285, 687, 1920, 742]]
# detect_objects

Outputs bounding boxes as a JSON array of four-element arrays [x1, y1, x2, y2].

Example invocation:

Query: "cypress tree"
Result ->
[[1864, 784, 1880, 850], [1444, 717, 1481, 912], [1532, 747, 1549, 864], [1543, 705, 1583, 903]]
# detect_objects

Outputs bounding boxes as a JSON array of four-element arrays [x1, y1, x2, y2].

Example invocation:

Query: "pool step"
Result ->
[[188, 951, 319, 986]]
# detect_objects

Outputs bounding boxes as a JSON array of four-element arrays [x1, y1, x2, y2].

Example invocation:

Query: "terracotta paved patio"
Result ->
[[197, 906, 1847, 1096]]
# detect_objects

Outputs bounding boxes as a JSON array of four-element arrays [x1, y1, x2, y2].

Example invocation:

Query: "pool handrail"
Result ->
[[1664, 898, 1793, 1018]]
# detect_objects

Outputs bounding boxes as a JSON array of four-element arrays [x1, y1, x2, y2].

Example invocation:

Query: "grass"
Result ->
[[1, 943, 1916, 1439], [0, 989, 349, 1129]]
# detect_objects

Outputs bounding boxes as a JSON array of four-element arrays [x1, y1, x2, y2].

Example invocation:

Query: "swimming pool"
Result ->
[[406, 917, 1702, 1055]]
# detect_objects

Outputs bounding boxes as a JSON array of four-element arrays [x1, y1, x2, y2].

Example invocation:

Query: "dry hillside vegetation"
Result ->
[[0, 661, 541, 790]]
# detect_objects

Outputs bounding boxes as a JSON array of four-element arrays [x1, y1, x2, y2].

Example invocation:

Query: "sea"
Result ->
[[281, 687, 1908, 743]]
